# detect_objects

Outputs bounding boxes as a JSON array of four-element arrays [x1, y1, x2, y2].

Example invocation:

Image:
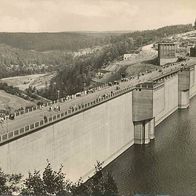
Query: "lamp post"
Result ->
[[83, 82, 86, 91], [57, 90, 60, 100]]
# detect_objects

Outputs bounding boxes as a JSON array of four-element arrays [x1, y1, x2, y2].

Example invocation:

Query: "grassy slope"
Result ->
[[0, 90, 34, 112]]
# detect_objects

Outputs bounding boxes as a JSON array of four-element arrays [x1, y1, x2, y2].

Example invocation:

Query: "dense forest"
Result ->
[[0, 32, 120, 78], [0, 44, 73, 78], [38, 24, 193, 99], [0, 32, 115, 51], [0, 25, 192, 52]]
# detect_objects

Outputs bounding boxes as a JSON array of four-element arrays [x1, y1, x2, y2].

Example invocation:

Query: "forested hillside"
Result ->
[[0, 25, 191, 52], [0, 44, 74, 78], [0, 32, 119, 78], [39, 24, 193, 99], [0, 32, 114, 51], [0, 24, 193, 98]]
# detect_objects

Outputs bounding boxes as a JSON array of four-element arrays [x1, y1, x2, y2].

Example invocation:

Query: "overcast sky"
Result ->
[[0, 0, 195, 32]]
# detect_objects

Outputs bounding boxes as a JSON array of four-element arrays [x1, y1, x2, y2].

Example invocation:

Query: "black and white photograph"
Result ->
[[0, 0, 196, 195]]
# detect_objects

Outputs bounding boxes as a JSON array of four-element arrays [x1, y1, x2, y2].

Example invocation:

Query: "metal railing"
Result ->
[[0, 85, 135, 145]]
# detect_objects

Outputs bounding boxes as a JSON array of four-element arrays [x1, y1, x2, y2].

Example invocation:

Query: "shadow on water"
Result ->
[[105, 97, 196, 196]]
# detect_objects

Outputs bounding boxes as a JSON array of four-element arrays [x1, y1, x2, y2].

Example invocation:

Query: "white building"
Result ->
[[123, 54, 134, 60]]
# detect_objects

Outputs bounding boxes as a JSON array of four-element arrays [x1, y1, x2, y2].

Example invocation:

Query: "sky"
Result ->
[[0, 0, 196, 32]]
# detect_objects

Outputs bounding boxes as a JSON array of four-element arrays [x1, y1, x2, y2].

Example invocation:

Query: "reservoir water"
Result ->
[[106, 96, 196, 196]]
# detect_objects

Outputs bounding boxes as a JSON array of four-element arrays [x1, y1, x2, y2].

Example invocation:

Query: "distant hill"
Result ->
[[0, 44, 74, 79], [0, 32, 123, 76], [0, 24, 193, 81], [0, 31, 127, 79], [0, 24, 193, 52], [0, 32, 116, 52]]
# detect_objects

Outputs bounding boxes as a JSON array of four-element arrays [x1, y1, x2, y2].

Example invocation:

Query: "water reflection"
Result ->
[[106, 97, 196, 196]]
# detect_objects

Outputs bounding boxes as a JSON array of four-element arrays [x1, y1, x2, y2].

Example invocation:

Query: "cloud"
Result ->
[[0, 16, 39, 32], [65, 0, 139, 18], [0, 0, 195, 32]]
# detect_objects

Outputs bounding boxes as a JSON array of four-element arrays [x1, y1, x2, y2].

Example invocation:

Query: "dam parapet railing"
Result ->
[[6, 59, 190, 120], [0, 84, 135, 145], [5, 83, 114, 120]]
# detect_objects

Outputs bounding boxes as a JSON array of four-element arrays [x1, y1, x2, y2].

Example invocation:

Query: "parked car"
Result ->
[[114, 81, 119, 85], [75, 92, 82, 97], [9, 114, 15, 120]]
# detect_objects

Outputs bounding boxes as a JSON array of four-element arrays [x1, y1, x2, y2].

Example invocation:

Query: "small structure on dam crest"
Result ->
[[158, 42, 177, 65]]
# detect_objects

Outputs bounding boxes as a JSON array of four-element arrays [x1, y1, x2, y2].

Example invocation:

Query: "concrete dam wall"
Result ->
[[153, 73, 179, 125], [0, 92, 134, 181], [1, 64, 196, 182]]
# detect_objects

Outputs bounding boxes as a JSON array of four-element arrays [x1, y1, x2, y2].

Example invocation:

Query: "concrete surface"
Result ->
[[0, 92, 134, 182], [1, 58, 196, 182]]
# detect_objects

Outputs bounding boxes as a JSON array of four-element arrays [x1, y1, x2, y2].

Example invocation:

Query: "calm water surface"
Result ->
[[106, 97, 196, 196]]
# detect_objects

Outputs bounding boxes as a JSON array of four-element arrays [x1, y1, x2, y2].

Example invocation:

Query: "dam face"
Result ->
[[154, 73, 179, 125], [1, 63, 196, 182], [0, 92, 134, 181]]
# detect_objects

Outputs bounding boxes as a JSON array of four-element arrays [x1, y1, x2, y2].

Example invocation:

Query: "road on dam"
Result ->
[[104, 95, 196, 196], [0, 58, 194, 135]]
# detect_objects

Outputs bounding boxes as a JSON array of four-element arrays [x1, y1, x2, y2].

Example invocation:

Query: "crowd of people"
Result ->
[[48, 105, 61, 112]]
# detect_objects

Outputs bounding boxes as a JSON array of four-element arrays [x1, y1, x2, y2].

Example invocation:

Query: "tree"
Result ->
[[43, 162, 67, 195], [0, 168, 7, 194], [0, 168, 22, 195], [103, 172, 118, 196], [21, 161, 70, 196], [136, 36, 143, 47], [1, 161, 118, 196], [70, 161, 119, 196], [22, 170, 46, 195]]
